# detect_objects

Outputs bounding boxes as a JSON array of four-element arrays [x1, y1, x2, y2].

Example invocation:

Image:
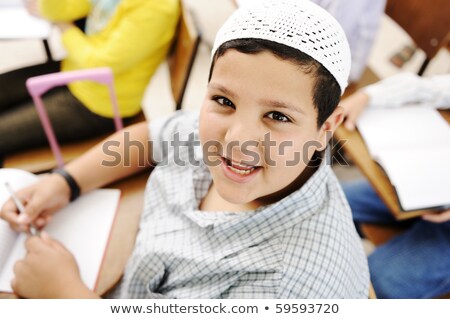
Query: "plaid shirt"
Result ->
[[115, 111, 369, 298]]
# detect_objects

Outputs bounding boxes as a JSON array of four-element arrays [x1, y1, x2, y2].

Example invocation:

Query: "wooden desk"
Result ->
[[0, 170, 149, 298], [94, 171, 148, 295], [335, 110, 450, 221]]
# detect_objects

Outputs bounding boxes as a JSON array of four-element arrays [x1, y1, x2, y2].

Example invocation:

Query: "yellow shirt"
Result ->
[[39, 0, 180, 118]]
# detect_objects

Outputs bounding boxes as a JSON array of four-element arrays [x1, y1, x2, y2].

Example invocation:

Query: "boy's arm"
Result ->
[[1, 122, 152, 230], [363, 73, 450, 109], [64, 121, 152, 193], [10, 122, 153, 298]]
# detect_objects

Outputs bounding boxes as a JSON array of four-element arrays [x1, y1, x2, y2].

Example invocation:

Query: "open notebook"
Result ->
[[0, 0, 51, 39], [357, 106, 450, 212], [0, 168, 120, 294]]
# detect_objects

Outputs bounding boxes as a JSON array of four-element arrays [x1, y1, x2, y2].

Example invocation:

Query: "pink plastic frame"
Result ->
[[26, 67, 123, 168]]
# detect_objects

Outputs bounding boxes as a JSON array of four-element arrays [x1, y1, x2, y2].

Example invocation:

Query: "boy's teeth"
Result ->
[[230, 160, 253, 168], [224, 158, 257, 175], [228, 165, 255, 175]]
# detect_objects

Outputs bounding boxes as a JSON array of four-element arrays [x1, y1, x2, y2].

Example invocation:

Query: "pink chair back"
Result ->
[[26, 67, 123, 168]]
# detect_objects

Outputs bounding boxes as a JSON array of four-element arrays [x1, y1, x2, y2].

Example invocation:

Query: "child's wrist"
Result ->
[[48, 173, 72, 203], [52, 168, 81, 201]]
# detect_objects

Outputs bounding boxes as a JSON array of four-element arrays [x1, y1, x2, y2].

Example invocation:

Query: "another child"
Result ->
[[340, 72, 450, 298], [1, 0, 369, 298], [0, 0, 179, 156]]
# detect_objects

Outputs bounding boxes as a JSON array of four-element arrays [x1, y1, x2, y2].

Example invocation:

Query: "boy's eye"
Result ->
[[267, 111, 291, 123], [213, 96, 235, 108]]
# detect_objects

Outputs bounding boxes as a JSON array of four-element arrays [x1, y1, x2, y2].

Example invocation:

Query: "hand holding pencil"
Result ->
[[0, 174, 71, 233], [4, 182, 39, 236]]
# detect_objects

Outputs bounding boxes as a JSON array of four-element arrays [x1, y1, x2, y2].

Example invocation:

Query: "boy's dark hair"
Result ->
[[209, 39, 341, 127]]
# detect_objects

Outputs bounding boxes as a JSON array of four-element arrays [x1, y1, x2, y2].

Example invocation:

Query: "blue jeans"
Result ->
[[343, 180, 450, 298]]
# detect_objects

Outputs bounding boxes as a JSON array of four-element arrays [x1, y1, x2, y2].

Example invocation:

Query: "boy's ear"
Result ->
[[317, 106, 344, 150]]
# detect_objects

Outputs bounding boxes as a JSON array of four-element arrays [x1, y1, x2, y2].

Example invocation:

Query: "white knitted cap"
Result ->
[[212, 0, 351, 94]]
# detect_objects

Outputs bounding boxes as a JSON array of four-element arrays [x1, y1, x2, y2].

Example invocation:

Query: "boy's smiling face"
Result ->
[[199, 49, 342, 210]]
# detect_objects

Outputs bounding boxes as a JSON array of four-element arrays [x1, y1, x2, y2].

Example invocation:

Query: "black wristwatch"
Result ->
[[52, 168, 81, 202]]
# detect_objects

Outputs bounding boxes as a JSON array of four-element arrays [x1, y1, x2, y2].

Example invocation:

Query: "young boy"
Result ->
[[1, 0, 369, 298]]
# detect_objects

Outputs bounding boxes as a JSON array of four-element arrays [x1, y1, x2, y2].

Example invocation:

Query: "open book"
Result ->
[[357, 106, 450, 212], [0, 168, 120, 294], [0, 0, 51, 39]]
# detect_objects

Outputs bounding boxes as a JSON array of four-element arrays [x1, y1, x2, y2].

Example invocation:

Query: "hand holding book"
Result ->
[[340, 75, 450, 214]]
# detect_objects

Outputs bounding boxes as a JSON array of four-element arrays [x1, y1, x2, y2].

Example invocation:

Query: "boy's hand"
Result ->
[[0, 174, 71, 233], [422, 209, 450, 223], [11, 232, 94, 299], [340, 91, 370, 131]]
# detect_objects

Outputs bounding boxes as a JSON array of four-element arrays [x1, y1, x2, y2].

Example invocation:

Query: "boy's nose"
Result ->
[[224, 120, 264, 159], [224, 119, 262, 145]]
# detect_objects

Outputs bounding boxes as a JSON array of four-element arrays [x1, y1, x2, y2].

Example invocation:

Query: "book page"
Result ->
[[0, 233, 26, 291], [0, 221, 18, 274], [377, 148, 450, 211], [0, 6, 51, 39], [357, 107, 450, 158], [0, 169, 38, 273], [0, 189, 120, 293]]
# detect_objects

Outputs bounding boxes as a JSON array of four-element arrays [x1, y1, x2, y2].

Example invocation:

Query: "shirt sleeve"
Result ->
[[364, 73, 450, 109], [148, 111, 199, 164], [39, 0, 91, 22], [59, 0, 179, 74]]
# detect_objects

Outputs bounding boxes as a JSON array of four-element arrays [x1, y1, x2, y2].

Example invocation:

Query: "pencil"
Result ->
[[4, 182, 40, 236]]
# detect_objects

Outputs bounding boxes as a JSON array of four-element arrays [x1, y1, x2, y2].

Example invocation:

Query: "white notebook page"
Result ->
[[0, 169, 37, 272], [357, 107, 450, 158], [0, 222, 18, 273], [0, 169, 120, 293], [377, 148, 450, 211]]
